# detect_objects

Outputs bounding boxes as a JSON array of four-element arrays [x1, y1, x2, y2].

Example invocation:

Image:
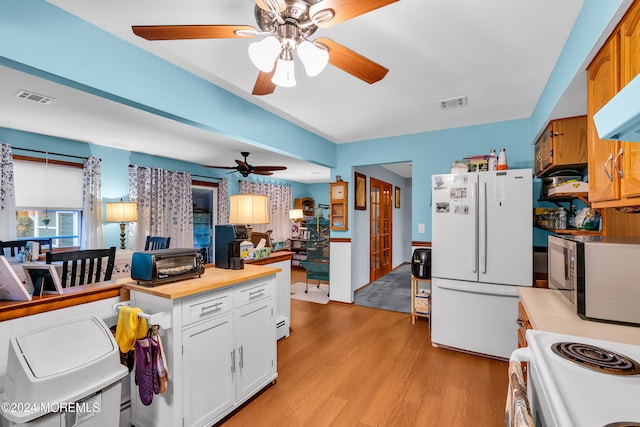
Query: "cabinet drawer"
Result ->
[[182, 288, 233, 326], [234, 279, 272, 307]]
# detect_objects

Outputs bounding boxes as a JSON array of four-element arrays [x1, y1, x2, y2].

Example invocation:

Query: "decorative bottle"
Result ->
[[497, 148, 508, 170], [488, 149, 497, 171]]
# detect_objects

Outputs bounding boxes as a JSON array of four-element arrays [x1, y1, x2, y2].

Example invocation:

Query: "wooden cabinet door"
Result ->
[[551, 116, 588, 168], [621, 0, 640, 86], [621, 142, 640, 198], [535, 125, 552, 173], [588, 33, 621, 204]]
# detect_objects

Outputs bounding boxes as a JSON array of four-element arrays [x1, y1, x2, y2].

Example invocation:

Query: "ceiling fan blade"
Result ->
[[252, 170, 274, 176], [253, 166, 287, 171], [252, 70, 277, 96], [235, 160, 251, 169], [204, 165, 238, 169], [132, 25, 258, 40], [309, 0, 399, 28], [316, 38, 388, 84], [255, 0, 287, 13]]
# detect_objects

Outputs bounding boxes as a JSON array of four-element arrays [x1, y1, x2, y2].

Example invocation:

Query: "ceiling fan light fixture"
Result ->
[[271, 51, 296, 87], [297, 40, 329, 77], [310, 9, 335, 26], [248, 35, 281, 72]]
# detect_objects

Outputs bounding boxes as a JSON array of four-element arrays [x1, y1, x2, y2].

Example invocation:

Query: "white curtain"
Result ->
[[217, 178, 228, 225], [0, 143, 17, 240], [128, 165, 194, 251], [238, 181, 292, 243], [81, 156, 104, 249]]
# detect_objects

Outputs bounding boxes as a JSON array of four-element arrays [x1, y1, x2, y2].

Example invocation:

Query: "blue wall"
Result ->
[[1, 127, 312, 248]]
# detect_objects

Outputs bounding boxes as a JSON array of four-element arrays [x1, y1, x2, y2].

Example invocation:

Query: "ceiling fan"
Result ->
[[131, 0, 397, 95], [205, 151, 287, 177]]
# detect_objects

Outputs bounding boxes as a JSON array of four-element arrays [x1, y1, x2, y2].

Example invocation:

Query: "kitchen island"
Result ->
[[123, 264, 280, 427], [519, 287, 640, 345]]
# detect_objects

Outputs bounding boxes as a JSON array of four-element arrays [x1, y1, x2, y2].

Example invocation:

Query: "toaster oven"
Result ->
[[131, 248, 205, 286]]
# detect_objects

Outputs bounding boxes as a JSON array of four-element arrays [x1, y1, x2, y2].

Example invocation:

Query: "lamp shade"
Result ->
[[289, 209, 304, 220], [229, 194, 269, 225], [248, 36, 281, 72], [105, 199, 138, 223], [271, 57, 296, 87], [297, 40, 329, 77]]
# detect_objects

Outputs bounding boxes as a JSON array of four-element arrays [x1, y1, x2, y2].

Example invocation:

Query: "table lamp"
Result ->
[[289, 208, 304, 237], [105, 199, 138, 249], [229, 194, 269, 241]]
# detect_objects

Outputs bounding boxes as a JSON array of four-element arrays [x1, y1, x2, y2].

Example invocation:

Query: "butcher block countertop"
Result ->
[[122, 264, 281, 300], [519, 287, 640, 346]]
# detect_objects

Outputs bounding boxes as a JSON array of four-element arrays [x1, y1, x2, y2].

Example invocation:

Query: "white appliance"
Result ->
[[548, 234, 640, 326], [511, 330, 640, 427], [431, 169, 532, 359], [594, 72, 640, 142]]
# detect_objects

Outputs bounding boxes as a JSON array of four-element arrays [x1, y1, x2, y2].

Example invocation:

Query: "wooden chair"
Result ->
[[0, 238, 53, 257], [144, 236, 171, 250], [46, 246, 116, 287]]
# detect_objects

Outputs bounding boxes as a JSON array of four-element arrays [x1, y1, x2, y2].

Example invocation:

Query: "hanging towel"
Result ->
[[504, 361, 534, 427], [115, 306, 149, 353]]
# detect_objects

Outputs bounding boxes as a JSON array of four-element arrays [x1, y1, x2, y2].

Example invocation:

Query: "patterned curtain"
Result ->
[[238, 181, 292, 243], [128, 165, 194, 251], [81, 156, 104, 249], [217, 177, 228, 225], [0, 143, 17, 240]]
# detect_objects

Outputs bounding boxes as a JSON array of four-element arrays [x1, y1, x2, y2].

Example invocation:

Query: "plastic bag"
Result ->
[[573, 207, 600, 230]]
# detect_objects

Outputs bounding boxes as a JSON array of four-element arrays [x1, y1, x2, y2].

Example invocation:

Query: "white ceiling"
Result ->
[[1, 0, 590, 183]]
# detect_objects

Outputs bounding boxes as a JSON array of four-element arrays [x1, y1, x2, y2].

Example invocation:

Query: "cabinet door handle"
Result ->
[[239, 345, 244, 369], [231, 349, 236, 373], [249, 289, 265, 298], [604, 153, 614, 182], [516, 318, 526, 328], [614, 147, 624, 179], [201, 301, 223, 313]]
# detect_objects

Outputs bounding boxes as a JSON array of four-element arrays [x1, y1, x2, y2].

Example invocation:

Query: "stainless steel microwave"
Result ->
[[548, 235, 640, 326]]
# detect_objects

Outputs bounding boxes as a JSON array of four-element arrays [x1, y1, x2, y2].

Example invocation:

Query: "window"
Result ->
[[13, 159, 83, 248]]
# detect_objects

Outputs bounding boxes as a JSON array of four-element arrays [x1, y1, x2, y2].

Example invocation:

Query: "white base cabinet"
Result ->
[[129, 275, 277, 427]]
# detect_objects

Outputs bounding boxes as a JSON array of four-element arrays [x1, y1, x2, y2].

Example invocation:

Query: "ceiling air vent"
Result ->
[[438, 96, 467, 110], [13, 90, 56, 105]]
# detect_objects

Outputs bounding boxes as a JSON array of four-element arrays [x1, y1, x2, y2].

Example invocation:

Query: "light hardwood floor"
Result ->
[[218, 268, 508, 426]]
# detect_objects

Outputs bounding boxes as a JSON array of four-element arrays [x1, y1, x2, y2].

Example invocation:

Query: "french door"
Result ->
[[370, 177, 392, 282]]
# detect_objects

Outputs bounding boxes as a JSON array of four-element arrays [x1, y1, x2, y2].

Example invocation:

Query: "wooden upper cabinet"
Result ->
[[587, 32, 621, 205], [534, 116, 588, 177], [621, 0, 640, 86]]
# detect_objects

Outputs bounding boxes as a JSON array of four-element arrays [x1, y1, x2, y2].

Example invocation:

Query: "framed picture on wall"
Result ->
[[395, 186, 401, 208], [355, 172, 367, 210]]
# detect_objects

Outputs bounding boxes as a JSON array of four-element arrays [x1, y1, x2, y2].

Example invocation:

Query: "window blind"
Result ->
[[13, 161, 83, 209]]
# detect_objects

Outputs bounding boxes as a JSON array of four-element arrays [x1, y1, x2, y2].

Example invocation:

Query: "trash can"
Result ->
[[411, 248, 431, 279], [0, 316, 128, 426]]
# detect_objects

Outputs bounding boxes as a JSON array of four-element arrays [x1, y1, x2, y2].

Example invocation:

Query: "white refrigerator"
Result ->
[[431, 169, 532, 359]]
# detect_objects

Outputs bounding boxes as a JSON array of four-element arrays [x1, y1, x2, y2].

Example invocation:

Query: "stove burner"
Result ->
[[551, 342, 640, 375]]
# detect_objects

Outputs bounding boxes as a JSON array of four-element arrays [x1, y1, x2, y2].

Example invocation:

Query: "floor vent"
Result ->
[[14, 90, 56, 105], [438, 96, 467, 110]]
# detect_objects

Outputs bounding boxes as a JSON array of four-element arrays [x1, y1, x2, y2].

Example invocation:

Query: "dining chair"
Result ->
[[144, 236, 171, 251], [46, 246, 116, 287], [0, 238, 53, 257]]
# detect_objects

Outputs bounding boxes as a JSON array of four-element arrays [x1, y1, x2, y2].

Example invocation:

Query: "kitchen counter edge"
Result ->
[[519, 287, 640, 346], [122, 264, 281, 299]]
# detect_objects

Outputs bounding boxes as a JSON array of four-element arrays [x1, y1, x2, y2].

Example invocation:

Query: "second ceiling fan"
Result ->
[[132, 0, 397, 95]]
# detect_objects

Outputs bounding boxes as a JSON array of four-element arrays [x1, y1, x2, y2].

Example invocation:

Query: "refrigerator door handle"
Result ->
[[481, 181, 488, 274], [438, 281, 520, 298], [472, 180, 479, 273]]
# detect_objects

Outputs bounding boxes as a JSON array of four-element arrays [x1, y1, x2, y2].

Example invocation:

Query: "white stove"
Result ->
[[510, 330, 640, 427]]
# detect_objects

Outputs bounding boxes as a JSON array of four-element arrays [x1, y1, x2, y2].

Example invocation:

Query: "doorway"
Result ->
[[192, 185, 217, 263], [370, 177, 393, 282]]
